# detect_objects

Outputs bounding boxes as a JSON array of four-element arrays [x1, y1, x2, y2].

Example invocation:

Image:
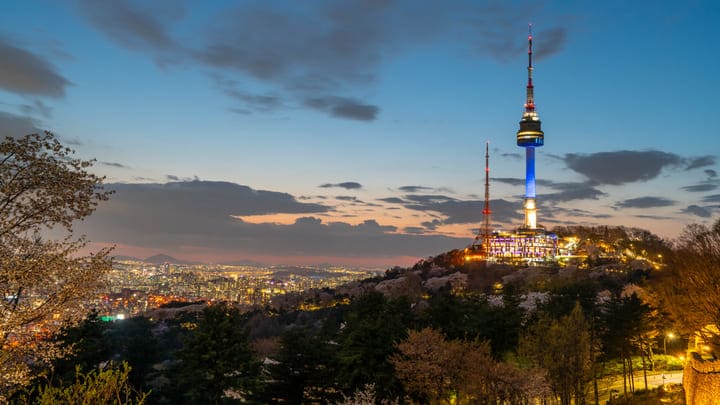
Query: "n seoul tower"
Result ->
[[516, 24, 544, 229]]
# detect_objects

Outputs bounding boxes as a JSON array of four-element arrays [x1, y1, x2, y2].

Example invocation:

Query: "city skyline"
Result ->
[[1, 1, 719, 266]]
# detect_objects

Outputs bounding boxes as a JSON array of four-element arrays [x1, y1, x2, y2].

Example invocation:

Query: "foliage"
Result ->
[[655, 219, 720, 348], [0, 132, 112, 396], [520, 302, 593, 405], [166, 303, 260, 404], [50, 311, 112, 386], [105, 316, 160, 391], [600, 292, 659, 393], [337, 292, 415, 401], [335, 383, 397, 405], [19, 362, 148, 405], [420, 289, 523, 357], [260, 327, 338, 404], [392, 327, 550, 404]]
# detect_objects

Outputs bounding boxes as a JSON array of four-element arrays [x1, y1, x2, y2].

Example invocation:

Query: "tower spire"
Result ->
[[525, 23, 535, 113]]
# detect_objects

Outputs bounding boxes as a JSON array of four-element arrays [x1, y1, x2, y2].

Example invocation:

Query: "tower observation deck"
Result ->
[[517, 24, 544, 229]]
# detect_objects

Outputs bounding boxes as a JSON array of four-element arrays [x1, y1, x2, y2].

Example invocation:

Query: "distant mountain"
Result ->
[[144, 254, 198, 265], [112, 255, 142, 262]]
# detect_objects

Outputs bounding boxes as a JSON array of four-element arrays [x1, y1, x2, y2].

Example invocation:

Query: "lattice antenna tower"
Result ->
[[483, 141, 491, 256]]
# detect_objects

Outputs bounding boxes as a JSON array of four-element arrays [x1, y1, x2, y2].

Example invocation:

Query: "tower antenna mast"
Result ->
[[483, 141, 491, 257], [526, 23, 534, 113]]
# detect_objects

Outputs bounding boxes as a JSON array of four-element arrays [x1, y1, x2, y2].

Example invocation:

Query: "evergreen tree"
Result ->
[[168, 304, 260, 404], [337, 292, 414, 401], [260, 327, 338, 404]]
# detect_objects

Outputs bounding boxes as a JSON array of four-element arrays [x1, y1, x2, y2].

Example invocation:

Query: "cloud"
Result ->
[[398, 185, 434, 193], [402, 194, 522, 225], [403, 226, 427, 235], [132, 176, 154, 182], [101, 161, 130, 169], [500, 152, 522, 160], [0, 112, 42, 137], [421, 219, 443, 231], [543, 183, 607, 203], [635, 214, 673, 220], [706, 169, 718, 179], [546, 206, 612, 219], [78, 181, 467, 258], [19, 99, 53, 119], [534, 27, 567, 60], [681, 183, 718, 193], [335, 195, 364, 203], [77, 0, 182, 64], [106, 181, 329, 217], [494, 178, 606, 202], [471, 10, 568, 62], [493, 177, 525, 187], [564, 151, 682, 185], [212, 75, 285, 113], [304, 96, 379, 121], [378, 197, 406, 204], [319, 182, 362, 190], [682, 205, 714, 218], [685, 156, 716, 171], [76, 1, 568, 121], [614, 196, 676, 209], [701, 194, 720, 203], [0, 36, 70, 97]]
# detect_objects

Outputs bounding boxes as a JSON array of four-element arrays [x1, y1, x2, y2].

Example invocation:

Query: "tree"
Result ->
[[102, 316, 161, 392], [48, 311, 112, 386], [0, 132, 112, 396], [260, 327, 338, 404], [520, 303, 593, 405], [655, 219, 720, 350], [392, 327, 550, 404], [421, 289, 523, 357], [168, 303, 260, 404], [390, 328, 454, 403], [337, 292, 415, 401], [19, 362, 148, 405]]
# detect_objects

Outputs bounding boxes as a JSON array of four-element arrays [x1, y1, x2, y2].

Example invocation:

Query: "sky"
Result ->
[[1, 0, 719, 267]]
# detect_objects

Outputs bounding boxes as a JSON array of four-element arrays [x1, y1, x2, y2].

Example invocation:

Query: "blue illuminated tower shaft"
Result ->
[[525, 147, 536, 198], [517, 25, 543, 229]]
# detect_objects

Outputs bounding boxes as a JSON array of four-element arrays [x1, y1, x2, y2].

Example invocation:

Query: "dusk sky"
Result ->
[[1, 1, 719, 266]]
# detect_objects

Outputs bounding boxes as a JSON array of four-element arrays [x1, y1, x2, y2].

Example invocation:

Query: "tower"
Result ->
[[482, 142, 491, 256], [516, 24, 544, 229]]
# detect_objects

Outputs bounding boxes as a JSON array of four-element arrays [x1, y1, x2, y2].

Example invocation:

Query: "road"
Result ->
[[593, 370, 683, 404]]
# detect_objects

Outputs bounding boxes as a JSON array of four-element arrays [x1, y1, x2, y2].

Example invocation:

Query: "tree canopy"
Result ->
[[0, 132, 112, 396], [656, 219, 720, 349]]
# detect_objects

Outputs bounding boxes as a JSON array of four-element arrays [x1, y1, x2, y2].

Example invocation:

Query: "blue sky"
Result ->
[[1, 1, 718, 266]]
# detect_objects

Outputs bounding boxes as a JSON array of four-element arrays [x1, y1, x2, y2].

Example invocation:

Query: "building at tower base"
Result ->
[[466, 229, 560, 265]]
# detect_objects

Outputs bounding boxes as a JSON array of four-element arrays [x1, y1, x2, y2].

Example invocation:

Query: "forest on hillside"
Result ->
[[11, 221, 715, 404]]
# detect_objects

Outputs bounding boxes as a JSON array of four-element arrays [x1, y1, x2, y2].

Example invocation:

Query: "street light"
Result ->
[[664, 332, 675, 355]]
